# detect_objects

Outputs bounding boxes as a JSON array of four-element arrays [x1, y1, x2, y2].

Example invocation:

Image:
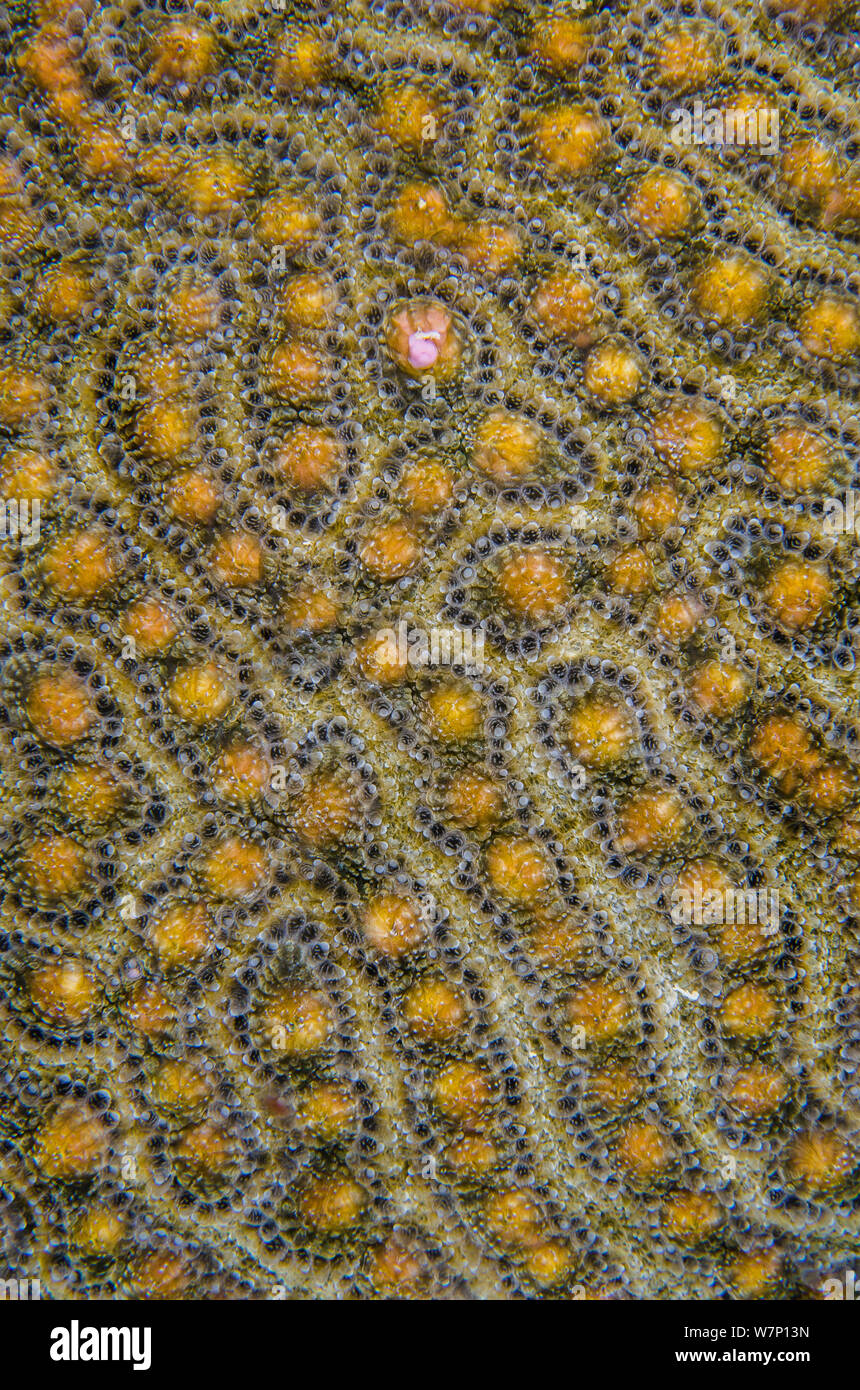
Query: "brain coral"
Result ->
[[0, 0, 858, 1302]]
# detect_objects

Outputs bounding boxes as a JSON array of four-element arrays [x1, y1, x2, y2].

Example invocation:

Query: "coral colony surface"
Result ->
[[0, 0, 859, 1304]]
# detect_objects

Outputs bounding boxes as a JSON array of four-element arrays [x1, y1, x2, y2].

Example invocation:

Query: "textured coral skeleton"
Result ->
[[0, 0, 859, 1301]]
